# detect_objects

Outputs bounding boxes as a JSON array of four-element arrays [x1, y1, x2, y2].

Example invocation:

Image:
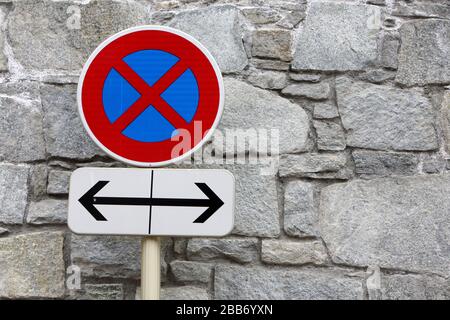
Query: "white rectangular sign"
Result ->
[[68, 168, 235, 236]]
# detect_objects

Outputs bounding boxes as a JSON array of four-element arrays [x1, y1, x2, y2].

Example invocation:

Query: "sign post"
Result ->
[[73, 26, 228, 300], [142, 237, 160, 300]]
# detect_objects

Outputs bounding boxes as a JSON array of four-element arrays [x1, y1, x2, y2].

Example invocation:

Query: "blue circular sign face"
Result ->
[[102, 49, 200, 143]]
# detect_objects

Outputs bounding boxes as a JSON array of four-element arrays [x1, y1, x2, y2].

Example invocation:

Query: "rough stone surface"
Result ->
[[170, 260, 213, 283], [439, 91, 450, 153], [313, 103, 339, 119], [320, 174, 450, 276], [396, 20, 450, 86], [282, 83, 330, 100], [217, 78, 310, 154], [169, 5, 248, 73], [284, 181, 318, 238], [135, 285, 209, 300], [0, 232, 65, 298], [0, 88, 46, 162], [29, 164, 48, 200], [378, 274, 450, 300], [381, 33, 400, 70], [358, 69, 396, 84], [422, 155, 446, 174], [279, 153, 347, 178], [227, 165, 279, 237], [247, 70, 287, 89], [161, 286, 209, 300], [313, 121, 346, 151], [290, 73, 321, 83], [0, 164, 29, 225], [242, 7, 281, 25], [336, 77, 437, 151], [252, 29, 292, 61], [173, 238, 187, 256], [47, 170, 71, 195], [293, 2, 380, 71], [353, 150, 418, 178], [27, 199, 68, 225], [40, 85, 101, 159], [71, 234, 170, 280], [277, 9, 306, 29], [253, 58, 290, 71], [71, 234, 141, 278], [0, 227, 9, 236], [0, 8, 7, 71], [8, 0, 149, 73], [392, 2, 450, 20], [83, 284, 124, 300], [187, 238, 258, 264], [262, 240, 328, 265], [215, 266, 364, 300]]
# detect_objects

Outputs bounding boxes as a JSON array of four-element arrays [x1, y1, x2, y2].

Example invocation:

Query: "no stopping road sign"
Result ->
[[78, 26, 224, 167]]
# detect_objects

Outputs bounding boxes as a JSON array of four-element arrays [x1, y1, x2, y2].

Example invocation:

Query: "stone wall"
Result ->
[[0, 0, 449, 300]]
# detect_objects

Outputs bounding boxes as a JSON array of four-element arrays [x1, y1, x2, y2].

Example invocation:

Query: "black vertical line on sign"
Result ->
[[148, 170, 154, 234]]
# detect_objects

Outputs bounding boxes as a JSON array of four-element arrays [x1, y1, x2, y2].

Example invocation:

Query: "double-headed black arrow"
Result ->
[[79, 181, 224, 223]]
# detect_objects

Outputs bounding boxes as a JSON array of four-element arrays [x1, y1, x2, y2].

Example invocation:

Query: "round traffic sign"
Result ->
[[78, 26, 224, 167]]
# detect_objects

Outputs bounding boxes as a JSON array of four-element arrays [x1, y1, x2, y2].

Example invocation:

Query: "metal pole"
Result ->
[[141, 237, 160, 300]]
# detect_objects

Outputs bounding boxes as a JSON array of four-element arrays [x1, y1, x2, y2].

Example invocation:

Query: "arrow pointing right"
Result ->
[[192, 183, 224, 223]]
